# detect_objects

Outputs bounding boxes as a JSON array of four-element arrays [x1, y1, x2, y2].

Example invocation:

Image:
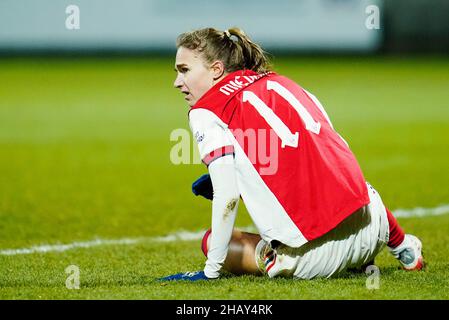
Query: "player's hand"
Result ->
[[192, 174, 213, 200], [157, 271, 214, 282]]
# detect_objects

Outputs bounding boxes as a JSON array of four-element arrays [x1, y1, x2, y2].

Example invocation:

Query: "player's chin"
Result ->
[[186, 97, 196, 107]]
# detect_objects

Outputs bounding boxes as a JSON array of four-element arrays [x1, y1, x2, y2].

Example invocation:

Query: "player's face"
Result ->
[[173, 47, 216, 107]]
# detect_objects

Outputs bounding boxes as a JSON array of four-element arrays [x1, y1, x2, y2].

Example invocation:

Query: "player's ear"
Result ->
[[210, 60, 225, 81]]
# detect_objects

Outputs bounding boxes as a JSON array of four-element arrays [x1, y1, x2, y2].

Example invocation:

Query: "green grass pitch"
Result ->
[[0, 56, 448, 299]]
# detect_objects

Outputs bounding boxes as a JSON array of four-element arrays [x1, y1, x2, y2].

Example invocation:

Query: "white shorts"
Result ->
[[256, 183, 390, 279]]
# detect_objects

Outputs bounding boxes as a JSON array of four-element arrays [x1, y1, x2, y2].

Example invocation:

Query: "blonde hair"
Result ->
[[176, 27, 271, 73]]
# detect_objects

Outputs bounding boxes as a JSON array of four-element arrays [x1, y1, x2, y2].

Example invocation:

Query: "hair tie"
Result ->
[[224, 30, 231, 38]]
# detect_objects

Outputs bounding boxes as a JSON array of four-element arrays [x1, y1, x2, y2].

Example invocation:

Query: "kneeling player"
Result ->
[[160, 27, 424, 281]]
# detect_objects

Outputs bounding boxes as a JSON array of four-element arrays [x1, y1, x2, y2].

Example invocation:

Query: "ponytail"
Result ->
[[225, 27, 271, 73], [176, 27, 271, 73]]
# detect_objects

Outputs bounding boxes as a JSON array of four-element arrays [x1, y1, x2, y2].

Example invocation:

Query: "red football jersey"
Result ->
[[189, 70, 369, 246]]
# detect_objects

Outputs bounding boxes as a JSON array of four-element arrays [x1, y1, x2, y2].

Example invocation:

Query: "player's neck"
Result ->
[[212, 73, 228, 87]]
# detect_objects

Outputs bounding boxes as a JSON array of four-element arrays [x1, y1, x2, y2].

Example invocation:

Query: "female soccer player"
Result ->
[[160, 27, 424, 281]]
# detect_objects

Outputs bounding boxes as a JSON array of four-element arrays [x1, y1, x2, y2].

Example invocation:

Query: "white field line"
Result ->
[[1, 205, 448, 256], [392, 204, 449, 218]]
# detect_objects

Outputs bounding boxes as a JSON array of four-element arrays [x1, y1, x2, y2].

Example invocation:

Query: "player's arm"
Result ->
[[192, 170, 264, 275], [188, 108, 240, 279], [204, 154, 240, 278]]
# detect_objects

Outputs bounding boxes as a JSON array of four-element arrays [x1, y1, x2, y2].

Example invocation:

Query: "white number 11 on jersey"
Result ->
[[242, 80, 321, 148]]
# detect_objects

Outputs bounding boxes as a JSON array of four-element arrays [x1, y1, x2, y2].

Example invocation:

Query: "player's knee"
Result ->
[[201, 228, 212, 257]]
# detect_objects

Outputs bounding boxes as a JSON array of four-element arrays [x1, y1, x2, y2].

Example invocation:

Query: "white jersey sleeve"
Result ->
[[204, 155, 240, 278], [189, 108, 240, 278], [189, 108, 234, 164]]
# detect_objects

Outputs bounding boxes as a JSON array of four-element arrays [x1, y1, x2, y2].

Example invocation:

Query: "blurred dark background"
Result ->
[[0, 0, 447, 56], [383, 0, 449, 53]]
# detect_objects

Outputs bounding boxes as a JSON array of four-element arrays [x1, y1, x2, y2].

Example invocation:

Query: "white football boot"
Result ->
[[389, 234, 425, 271]]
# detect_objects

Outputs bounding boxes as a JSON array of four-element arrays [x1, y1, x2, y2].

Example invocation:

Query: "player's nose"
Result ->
[[173, 74, 183, 89]]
